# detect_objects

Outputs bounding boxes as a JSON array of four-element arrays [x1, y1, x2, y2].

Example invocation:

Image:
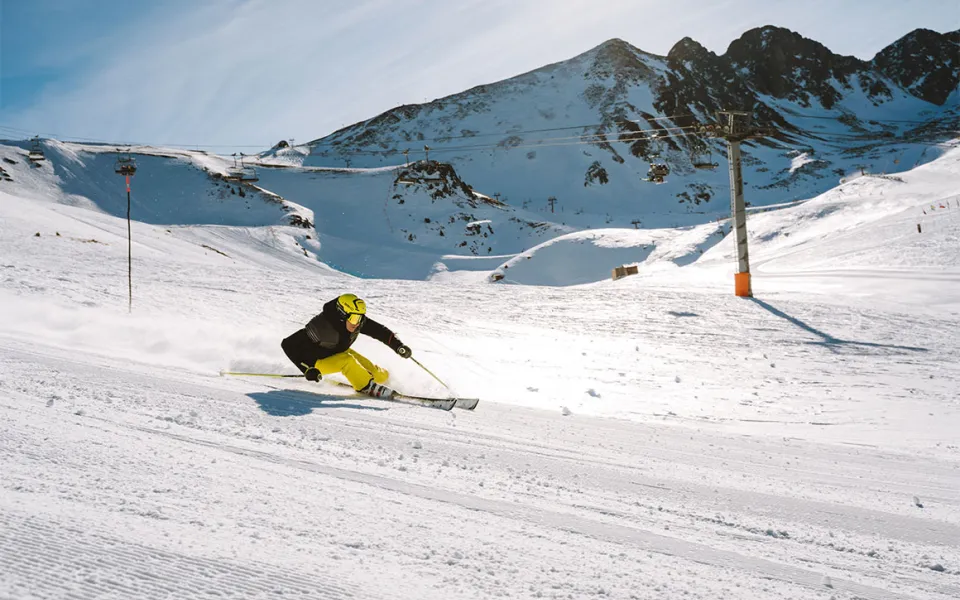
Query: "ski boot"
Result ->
[[360, 380, 395, 399]]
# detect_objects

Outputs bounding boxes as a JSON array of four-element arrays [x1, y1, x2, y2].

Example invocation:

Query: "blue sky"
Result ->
[[1, 0, 958, 154]]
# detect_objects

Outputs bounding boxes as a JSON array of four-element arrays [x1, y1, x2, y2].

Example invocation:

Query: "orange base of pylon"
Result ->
[[735, 272, 752, 297]]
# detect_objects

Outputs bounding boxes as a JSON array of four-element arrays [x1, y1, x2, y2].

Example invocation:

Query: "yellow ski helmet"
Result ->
[[336, 293, 367, 325]]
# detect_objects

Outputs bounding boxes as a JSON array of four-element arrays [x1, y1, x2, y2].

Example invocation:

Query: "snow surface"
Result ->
[[789, 152, 816, 174], [1, 139, 960, 599]]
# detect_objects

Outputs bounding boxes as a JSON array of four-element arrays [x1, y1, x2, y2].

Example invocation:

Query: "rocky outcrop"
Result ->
[[872, 28, 960, 106]]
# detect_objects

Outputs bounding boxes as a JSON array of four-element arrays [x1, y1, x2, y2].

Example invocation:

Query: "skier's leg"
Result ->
[[346, 349, 389, 384], [325, 351, 394, 398], [315, 352, 373, 390]]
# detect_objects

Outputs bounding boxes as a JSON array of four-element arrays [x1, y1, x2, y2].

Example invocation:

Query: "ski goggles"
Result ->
[[345, 313, 364, 325]]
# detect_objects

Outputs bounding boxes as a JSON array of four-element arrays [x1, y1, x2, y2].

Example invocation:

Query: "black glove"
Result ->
[[304, 367, 322, 382], [395, 344, 412, 359]]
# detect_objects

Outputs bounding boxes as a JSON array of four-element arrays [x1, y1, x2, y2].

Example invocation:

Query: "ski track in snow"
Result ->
[[2, 342, 959, 599], [0, 510, 363, 600]]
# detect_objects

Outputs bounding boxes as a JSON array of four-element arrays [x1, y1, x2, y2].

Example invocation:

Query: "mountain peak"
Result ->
[[583, 37, 659, 81], [667, 36, 715, 65], [589, 37, 647, 61], [726, 25, 836, 59], [889, 27, 947, 45], [594, 37, 634, 50], [873, 27, 960, 105], [722, 25, 865, 109]]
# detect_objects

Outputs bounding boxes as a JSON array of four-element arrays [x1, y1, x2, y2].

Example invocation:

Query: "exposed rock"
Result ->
[[873, 28, 960, 105]]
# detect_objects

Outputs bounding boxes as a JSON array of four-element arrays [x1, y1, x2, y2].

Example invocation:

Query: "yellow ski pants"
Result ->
[[314, 349, 389, 391]]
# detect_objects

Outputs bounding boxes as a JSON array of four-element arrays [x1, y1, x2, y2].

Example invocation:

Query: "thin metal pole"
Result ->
[[411, 357, 451, 391], [220, 371, 303, 378], [126, 175, 132, 313]]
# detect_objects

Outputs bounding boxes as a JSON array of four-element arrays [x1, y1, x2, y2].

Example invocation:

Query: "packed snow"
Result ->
[[1, 138, 959, 600]]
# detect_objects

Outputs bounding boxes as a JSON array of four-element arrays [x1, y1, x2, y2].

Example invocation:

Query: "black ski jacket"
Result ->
[[303, 297, 403, 359]]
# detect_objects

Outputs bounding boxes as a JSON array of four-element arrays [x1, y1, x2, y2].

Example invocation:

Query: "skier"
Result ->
[[281, 293, 412, 399]]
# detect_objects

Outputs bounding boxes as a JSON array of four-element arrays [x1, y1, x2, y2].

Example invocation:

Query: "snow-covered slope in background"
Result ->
[[3, 139, 584, 279], [1, 141, 311, 228], [4, 138, 959, 288], [466, 145, 960, 293]]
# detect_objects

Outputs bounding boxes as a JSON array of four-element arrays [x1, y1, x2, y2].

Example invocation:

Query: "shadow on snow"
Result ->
[[750, 298, 929, 355], [248, 389, 388, 417]]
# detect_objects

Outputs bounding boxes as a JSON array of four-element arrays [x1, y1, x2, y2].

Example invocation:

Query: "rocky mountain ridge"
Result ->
[[289, 25, 956, 230]]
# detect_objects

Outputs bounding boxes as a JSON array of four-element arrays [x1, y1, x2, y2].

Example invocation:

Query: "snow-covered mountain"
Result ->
[[3, 27, 957, 283], [294, 26, 958, 232]]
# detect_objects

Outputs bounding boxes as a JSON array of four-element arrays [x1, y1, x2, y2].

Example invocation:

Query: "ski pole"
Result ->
[[411, 357, 451, 391], [219, 370, 302, 378]]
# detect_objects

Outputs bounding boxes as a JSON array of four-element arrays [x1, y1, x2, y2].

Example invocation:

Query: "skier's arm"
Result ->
[[360, 317, 401, 349], [362, 318, 413, 358]]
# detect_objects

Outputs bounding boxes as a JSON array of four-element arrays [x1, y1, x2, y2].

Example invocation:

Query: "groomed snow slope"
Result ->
[[1, 144, 959, 599]]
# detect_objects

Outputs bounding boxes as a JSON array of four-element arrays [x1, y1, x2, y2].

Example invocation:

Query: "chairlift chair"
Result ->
[[645, 162, 670, 183], [229, 151, 259, 183], [691, 150, 718, 170], [237, 167, 259, 183], [115, 154, 137, 176], [27, 137, 45, 161]]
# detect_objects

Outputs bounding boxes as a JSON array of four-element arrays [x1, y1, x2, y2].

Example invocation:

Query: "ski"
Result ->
[[221, 371, 478, 412], [390, 393, 457, 411], [316, 377, 478, 411], [392, 392, 479, 411], [452, 397, 480, 410]]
